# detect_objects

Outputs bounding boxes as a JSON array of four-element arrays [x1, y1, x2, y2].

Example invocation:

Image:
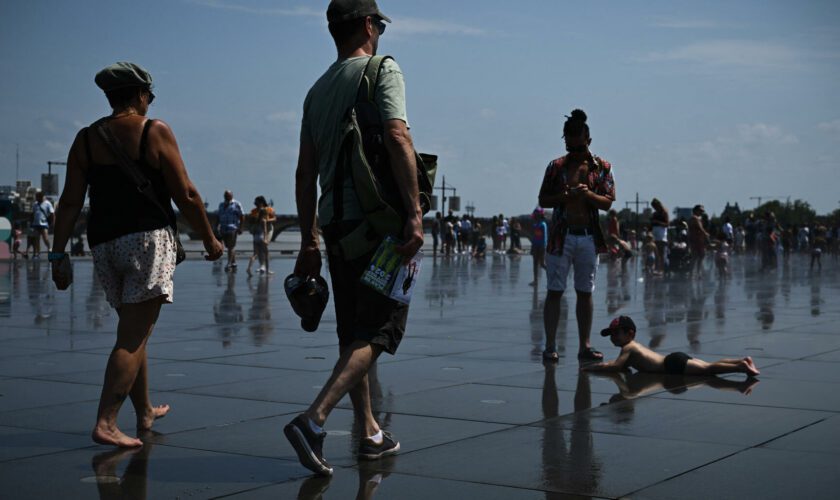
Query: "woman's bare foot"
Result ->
[[137, 404, 170, 431], [742, 357, 760, 377], [92, 424, 143, 448]]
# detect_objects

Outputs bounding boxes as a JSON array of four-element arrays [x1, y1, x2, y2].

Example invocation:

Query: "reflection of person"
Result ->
[[91, 443, 152, 500], [595, 371, 759, 402], [538, 109, 615, 362], [50, 61, 223, 447], [286, 0, 417, 476], [216, 190, 244, 272], [541, 363, 599, 493], [584, 316, 760, 377], [213, 271, 244, 345]]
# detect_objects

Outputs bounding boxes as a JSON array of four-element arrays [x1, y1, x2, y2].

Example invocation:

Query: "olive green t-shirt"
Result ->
[[300, 56, 408, 225]]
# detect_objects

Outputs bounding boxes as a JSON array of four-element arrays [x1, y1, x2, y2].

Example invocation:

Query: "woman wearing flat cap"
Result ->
[[50, 61, 223, 447]]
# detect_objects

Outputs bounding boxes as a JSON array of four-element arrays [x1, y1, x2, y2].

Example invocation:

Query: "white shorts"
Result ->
[[545, 234, 598, 293], [652, 226, 668, 242], [91, 228, 177, 309]]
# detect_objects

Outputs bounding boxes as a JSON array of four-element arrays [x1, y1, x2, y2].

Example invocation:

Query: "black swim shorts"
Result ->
[[323, 220, 408, 355], [664, 352, 693, 374]]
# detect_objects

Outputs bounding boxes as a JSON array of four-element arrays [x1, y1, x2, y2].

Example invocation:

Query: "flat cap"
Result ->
[[95, 62, 153, 92], [327, 0, 391, 24]]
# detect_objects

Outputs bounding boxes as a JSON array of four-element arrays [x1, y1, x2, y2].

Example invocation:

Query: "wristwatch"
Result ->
[[48, 252, 67, 262]]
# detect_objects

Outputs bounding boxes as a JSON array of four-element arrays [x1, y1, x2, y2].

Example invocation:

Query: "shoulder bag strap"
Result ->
[[357, 55, 393, 104], [93, 118, 175, 229]]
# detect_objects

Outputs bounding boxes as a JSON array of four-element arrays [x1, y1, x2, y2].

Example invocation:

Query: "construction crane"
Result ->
[[749, 195, 788, 208], [47, 161, 67, 175]]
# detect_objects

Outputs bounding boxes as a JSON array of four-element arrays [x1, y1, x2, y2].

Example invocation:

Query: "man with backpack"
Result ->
[[285, 0, 422, 476]]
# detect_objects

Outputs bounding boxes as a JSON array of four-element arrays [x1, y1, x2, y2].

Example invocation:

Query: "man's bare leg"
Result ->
[[305, 340, 383, 428], [575, 290, 598, 356], [543, 290, 563, 354], [92, 297, 164, 447]]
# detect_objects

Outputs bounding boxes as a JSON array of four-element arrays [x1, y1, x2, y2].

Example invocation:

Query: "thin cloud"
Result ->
[[389, 16, 485, 37], [265, 110, 298, 123], [817, 119, 840, 136], [637, 39, 799, 70], [185, 0, 320, 17], [650, 17, 721, 29], [736, 123, 798, 145]]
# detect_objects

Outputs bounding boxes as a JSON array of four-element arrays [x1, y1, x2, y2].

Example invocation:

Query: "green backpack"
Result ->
[[332, 55, 437, 260]]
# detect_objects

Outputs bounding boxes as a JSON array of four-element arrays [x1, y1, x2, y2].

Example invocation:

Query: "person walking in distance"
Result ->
[[285, 0, 421, 476], [538, 109, 616, 363], [216, 190, 244, 271]]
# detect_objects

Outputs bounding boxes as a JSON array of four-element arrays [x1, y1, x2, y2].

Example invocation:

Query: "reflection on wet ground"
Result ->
[[0, 254, 838, 498]]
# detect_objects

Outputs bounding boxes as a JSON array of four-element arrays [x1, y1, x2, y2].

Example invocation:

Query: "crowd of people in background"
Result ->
[[424, 199, 839, 283]]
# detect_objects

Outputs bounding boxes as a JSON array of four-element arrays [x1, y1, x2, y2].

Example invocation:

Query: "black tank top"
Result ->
[[84, 119, 176, 247]]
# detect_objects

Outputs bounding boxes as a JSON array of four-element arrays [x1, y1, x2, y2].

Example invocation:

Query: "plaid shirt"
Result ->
[[539, 154, 615, 255], [217, 200, 243, 234]]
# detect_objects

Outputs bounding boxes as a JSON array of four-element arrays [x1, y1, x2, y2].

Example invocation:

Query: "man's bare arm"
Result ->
[[294, 138, 322, 277], [383, 119, 422, 260]]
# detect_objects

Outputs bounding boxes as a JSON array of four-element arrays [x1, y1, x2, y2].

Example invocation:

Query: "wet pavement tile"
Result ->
[[632, 448, 840, 500], [34, 360, 288, 391], [0, 425, 93, 462], [387, 424, 742, 498], [762, 415, 840, 455], [679, 331, 840, 360], [0, 378, 101, 412], [754, 359, 840, 383], [653, 376, 840, 412], [0, 444, 306, 499], [228, 467, 569, 500], [0, 255, 838, 497], [353, 383, 615, 425], [0, 392, 305, 436], [146, 408, 511, 467], [81, 338, 288, 361], [535, 394, 829, 447]]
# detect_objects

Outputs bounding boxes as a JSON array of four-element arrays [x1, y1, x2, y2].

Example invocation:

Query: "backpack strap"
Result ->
[[357, 55, 393, 104]]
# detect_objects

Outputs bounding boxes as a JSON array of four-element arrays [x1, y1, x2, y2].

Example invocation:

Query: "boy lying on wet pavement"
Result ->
[[583, 316, 760, 378]]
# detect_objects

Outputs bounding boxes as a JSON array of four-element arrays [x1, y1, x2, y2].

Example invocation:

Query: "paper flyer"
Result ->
[[361, 237, 422, 304]]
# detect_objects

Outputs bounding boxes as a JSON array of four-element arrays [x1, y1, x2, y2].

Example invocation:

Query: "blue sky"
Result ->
[[1, 0, 839, 217]]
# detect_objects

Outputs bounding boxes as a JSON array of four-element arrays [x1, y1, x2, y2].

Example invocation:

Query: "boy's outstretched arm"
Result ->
[[582, 349, 631, 372]]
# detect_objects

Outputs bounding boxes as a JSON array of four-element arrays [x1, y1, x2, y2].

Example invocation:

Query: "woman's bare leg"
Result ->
[[92, 297, 164, 447]]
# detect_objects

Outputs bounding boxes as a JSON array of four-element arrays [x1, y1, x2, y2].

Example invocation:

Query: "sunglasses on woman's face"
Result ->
[[146, 91, 155, 105]]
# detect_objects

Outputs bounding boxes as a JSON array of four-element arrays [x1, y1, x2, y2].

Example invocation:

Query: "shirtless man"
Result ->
[[538, 109, 615, 362], [583, 315, 760, 377]]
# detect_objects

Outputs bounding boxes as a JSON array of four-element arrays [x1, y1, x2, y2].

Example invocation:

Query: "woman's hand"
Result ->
[[51, 254, 73, 290], [203, 237, 224, 261]]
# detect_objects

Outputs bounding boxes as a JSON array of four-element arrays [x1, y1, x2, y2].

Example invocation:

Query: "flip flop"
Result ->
[[542, 349, 560, 362], [577, 347, 603, 361]]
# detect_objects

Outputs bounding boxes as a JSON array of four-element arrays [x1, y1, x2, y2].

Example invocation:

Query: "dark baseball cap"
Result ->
[[600, 315, 636, 336], [95, 62, 153, 92], [327, 0, 391, 24]]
